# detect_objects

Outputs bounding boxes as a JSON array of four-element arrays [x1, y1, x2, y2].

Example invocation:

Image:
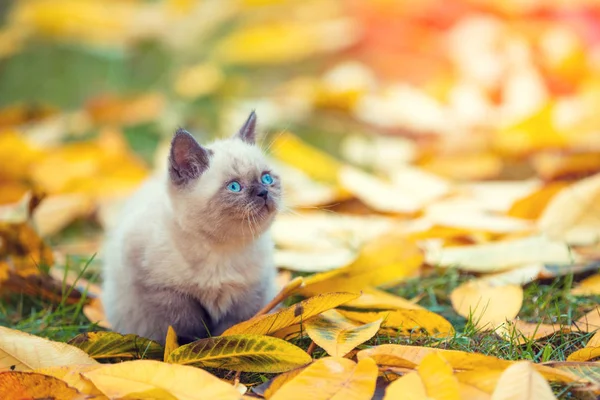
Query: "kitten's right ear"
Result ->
[[169, 129, 211, 186]]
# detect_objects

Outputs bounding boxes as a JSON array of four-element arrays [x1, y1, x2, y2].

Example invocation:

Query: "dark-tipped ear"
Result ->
[[169, 129, 211, 186], [236, 110, 257, 144]]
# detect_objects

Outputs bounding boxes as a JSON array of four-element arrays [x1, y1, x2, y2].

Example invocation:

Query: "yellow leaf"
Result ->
[[0, 131, 44, 181], [532, 152, 600, 181], [68, 331, 164, 360], [567, 331, 600, 362], [383, 371, 429, 400], [173, 63, 224, 99], [167, 334, 311, 373], [270, 357, 378, 400], [339, 309, 454, 338], [507, 182, 568, 220], [450, 281, 523, 330], [0, 371, 92, 400], [538, 172, 600, 246], [164, 326, 179, 363], [425, 235, 574, 273], [82, 298, 112, 329], [499, 320, 568, 345], [420, 152, 503, 181], [490, 361, 555, 400], [356, 345, 578, 385], [456, 369, 506, 395], [32, 193, 94, 237], [270, 131, 345, 185], [215, 21, 352, 65], [305, 310, 382, 357], [572, 273, 600, 296], [263, 367, 305, 399], [299, 233, 423, 296], [83, 359, 240, 400], [493, 103, 568, 156], [344, 286, 423, 310], [417, 353, 461, 400], [541, 361, 600, 390], [223, 292, 359, 336], [35, 365, 105, 397], [0, 326, 98, 371], [576, 306, 600, 333]]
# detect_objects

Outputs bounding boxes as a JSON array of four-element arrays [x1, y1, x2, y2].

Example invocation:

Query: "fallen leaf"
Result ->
[[542, 361, 600, 390], [223, 292, 359, 336], [567, 331, 600, 362], [0, 326, 98, 371], [83, 359, 240, 400], [456, 369, 506, 395], [164, 326, 179, 363], [499, 320, 568, 345], [450, 281, 523, 330], [425, 235, 575, 273], [417, 353, 461, 400], [260, 367, 305, 399], [68, 331, 164, 360], [85, 93, 165, 126], [343, 286, 423, 311], [299, 233, 423, 296], [490, 361, 555, 400], [215, 21, 355, 65], [270, 357, 378, 400], [305, 310, 382, 357], [0, 371, 91, 400], [571, 274, 600, 296], [167, 334, 311, 373], [383, 371, 429, 400], [275, 248, 357, 273], [538, 172, 600, 245], [356, 344, 578, 384], [576, 307, 600, 332], [420, 152, 503, 181], [32, 193, 94, 237], [270, 131, 345, 185], [339, 309, 454, 338], [508, 182, 569, 220], [532, 151, 600, 181], [35, 365, 104, 397]]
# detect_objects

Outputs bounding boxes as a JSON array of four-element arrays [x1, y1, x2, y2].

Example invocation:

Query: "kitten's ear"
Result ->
[[169, 129, 211, 186], [236, 110, 257, 144]]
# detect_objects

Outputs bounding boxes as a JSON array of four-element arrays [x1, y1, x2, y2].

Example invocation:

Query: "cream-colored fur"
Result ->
[[102, 130, 280, 342]]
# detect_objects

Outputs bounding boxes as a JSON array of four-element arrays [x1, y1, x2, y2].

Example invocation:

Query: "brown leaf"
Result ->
[[0, 371, 94, 400]]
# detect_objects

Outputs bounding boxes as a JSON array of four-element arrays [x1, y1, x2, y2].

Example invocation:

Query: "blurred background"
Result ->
[[1, 0, 600, 252]]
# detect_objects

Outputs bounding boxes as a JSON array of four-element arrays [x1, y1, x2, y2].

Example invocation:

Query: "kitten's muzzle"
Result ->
[[257, 189, 268, 199]]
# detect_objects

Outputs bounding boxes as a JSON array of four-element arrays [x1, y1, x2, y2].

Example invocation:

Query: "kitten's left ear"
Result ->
[[236, 110, 257, 144]]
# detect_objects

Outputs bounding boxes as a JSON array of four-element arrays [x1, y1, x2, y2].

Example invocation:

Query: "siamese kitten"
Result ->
[[101, 112, 280, 344]]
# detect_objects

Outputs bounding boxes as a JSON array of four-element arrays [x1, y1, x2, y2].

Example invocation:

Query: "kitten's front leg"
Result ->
[[128, 283, 214, 344]]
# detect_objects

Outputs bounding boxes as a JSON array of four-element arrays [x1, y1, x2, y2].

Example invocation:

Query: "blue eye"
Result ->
[[227, 181, 242, 192], [261, 173, 274, 185]]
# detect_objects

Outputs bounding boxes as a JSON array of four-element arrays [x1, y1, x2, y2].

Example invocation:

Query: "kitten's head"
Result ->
[[167, 111, 281, 243]]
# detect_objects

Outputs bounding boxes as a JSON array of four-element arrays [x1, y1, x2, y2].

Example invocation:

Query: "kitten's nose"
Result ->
[[257, 189, 268, 199]]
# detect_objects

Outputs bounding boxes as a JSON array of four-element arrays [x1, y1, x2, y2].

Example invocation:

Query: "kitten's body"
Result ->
[[102, 113, 279, 343]]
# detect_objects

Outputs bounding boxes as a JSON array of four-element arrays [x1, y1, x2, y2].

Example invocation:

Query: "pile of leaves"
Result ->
[[1, 0, 600, 399]]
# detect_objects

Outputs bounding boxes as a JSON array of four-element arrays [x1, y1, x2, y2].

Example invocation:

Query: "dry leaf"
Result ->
[[299, 232, 423, 296], [164, 326, 179, 363], [490, 361, 555, 400], [270, 357, 378, 400], [499, 320, 568, 345], [83, 359, 240, 400], [417, 353, 461, 400], [571, 274, 600, 296], [425, 235, 575, 273], [567, 331, 600, 362], [0, 371, 93, 400], [339, 309, 454, 338], [0, 326, 98, 371], [262, 367, 305, 399], [305, 310, 382, 357], [68, 331, 163, 360], [167, 334, 311, 373], [538, 172, 600, 245], [343, 286, 423, 311], [576, 307, 600, 332], [223, 292, 359, 336], [35, 365, 104, 397], [508, 182, 569, 220], [383, 371, 429, 400], [450, 281, 523, 330]]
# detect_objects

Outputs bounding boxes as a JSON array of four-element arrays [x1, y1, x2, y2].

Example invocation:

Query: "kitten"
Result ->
[[101, 112, 281, 344]]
